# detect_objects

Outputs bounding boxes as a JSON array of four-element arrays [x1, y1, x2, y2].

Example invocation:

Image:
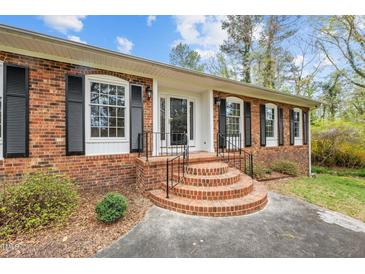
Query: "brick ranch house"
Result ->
[[0, 25, 319, 216]]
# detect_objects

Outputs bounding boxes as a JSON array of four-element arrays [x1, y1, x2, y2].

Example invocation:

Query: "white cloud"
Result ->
[[67, 35, 87, 44], [195, 49, 216, 60], [40, 15, 86, 34], [253, 23, 263, 41], [294, 54, 304, 67], [147, 15, 156, 27], [173, 15, 227, 56], [116, 36, 134, 54]]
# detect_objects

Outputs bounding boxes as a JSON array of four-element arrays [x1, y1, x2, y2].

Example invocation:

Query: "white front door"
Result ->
[[158, 95, 195, 153]]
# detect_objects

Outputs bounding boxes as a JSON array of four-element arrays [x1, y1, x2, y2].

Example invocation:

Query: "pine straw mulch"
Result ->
[[0, 185, 152, 258]]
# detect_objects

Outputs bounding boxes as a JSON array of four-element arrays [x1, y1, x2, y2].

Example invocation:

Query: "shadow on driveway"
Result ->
[[96, 192, 365, 257]]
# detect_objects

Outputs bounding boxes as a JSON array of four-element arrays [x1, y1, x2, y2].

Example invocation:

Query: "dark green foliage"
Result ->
[[271, 160, 298, 176], [95, 193, 128, 223], [0, 172, 78, 239]]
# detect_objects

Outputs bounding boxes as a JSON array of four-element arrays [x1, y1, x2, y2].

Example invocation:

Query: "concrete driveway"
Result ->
[[96, 192, 365, 257]]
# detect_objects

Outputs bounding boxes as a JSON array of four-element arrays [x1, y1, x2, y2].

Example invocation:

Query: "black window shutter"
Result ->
[[278, 107, 284, 146], [260, 104, 266, 146], [218, 98, 226, 148], [289, 109, 294, 145], [130, 84, 144, 152], [303, 111, 308, 145], [66, 75, 84, 155], [244, 101, 251, 147], [4, 64, 29, 158]]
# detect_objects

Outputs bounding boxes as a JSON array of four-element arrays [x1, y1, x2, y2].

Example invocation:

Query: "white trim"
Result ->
[[226, 96, 244, 146], [208, 90, 214, 152], [293, 107, 303, 146], [152, 79, 159, 155], [265, 103, 278, 147], [0, 61, 3, 159], [84, 74, 130, 156], [308, 112, 312, 176]]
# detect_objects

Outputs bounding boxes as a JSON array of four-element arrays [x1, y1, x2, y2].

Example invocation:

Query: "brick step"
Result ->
[[162, 176, 254, 200], [148, 183, 268, 217], [186, 162, 229, 176], [176, 168, 242, 186]]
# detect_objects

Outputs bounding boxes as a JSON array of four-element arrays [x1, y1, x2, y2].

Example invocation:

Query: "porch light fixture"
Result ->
[[214, 96, 221, 106], [146, 86, 152, 99]]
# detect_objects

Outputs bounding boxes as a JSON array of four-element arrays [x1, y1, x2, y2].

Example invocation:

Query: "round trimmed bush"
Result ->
[[271, 160, 299, 176], [95, 193, 128, 223]]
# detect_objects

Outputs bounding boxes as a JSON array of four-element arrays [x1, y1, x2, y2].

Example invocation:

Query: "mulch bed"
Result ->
[[0, 185, 152, 258]]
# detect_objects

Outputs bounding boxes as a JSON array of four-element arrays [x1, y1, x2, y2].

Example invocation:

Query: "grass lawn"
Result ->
[[312, 165, 365, 178], [268, 174, 365, 222]]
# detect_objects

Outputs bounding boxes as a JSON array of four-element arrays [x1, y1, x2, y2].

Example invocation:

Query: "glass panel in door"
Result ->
[[170, 97, 187, 145]]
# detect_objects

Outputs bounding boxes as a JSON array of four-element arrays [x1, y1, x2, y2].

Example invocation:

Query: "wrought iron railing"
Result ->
[[216, 133, 253, 178], [138, 131, 188, 161], [166, 133, 189, 198]]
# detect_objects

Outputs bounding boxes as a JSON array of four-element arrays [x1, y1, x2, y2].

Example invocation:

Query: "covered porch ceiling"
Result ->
[[0, 24, 320, 109]]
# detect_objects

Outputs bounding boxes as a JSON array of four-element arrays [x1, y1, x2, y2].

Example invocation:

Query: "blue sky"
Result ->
[[0, 15, 335, 84], [0, 16, 182, 63]]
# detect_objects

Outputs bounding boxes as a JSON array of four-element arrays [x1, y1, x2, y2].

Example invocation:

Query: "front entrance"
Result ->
[[170, 97, 188, 145], [158, 95, 195, 153]]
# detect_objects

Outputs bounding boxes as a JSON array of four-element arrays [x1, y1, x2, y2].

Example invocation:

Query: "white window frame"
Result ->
[[265, 103, 278, 147], [84, 75, 130, 156], [293, 107, 303, 145], [85, 75, 129, 143], [158, 93, 196, 148], [226, 96, 244, 146], [0, 61, 3, 159]]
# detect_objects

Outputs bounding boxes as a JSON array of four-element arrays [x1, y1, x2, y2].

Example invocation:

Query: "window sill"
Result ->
[[86, 138, 128, 144]]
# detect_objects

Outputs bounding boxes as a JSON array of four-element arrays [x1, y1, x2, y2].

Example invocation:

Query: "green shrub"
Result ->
[[271, 160, 298, 176], [0, 172, 78, 239], [95, 193, 128, 223], [253, 163, 271, 179], [311, 119, 365, 168]]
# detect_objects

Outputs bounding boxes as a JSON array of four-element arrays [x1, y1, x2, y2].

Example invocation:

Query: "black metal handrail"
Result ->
[[166, 134, 189, 198], [138, 131, 188, 161], [217, 132, 253, 178]]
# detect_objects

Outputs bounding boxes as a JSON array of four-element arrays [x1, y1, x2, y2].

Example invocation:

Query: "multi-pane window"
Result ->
[[226, 102, 240, 136], [160, 97, 166, 140], [265, 107, 275, 138], [294, 111, 300, 138], [90, 82, 125, 138]]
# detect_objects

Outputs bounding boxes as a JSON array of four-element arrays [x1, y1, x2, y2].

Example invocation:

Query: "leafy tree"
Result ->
[[206, 52, 238, 80], [169, 43, 205, 72], [319, 71, 344, 120], [285, 37, 323, 97], [316, 15, 365, 88], [257, 16, 299, 89], [221, 15, 263, 83]]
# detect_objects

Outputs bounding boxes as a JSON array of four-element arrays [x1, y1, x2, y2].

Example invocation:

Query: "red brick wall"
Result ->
[[213, 90, 310, 175], [0, 50, 310, 192], [0, 51, 153, 190]]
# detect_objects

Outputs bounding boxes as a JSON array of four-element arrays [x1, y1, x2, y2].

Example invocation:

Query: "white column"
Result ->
[[152, 79, 159, 156], [208, 90, 214, 152], [308, 111, 312, 176]]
